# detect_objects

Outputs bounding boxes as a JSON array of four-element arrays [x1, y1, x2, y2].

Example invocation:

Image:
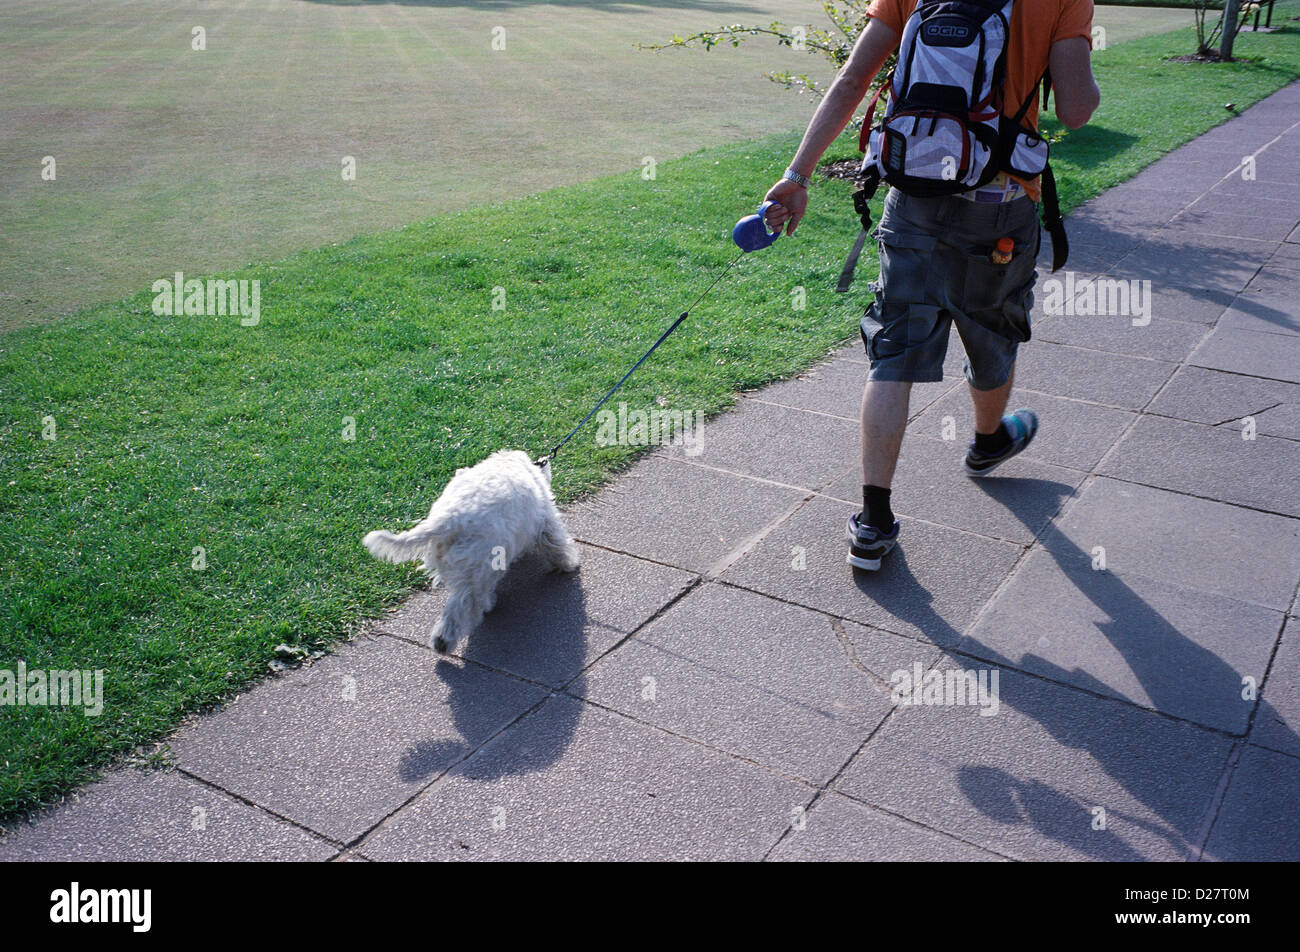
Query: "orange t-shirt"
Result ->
[[865, 0, 1094, 200]]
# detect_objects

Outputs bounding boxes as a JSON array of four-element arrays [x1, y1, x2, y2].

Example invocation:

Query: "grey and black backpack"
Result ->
[[838, 0, 1068, 289]]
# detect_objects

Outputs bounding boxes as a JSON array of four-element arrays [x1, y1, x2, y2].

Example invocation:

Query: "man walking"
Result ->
[[764, 0, 1100, 570]]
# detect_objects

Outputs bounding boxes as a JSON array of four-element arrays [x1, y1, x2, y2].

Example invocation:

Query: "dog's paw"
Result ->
[[556, 546, 581, 573], [433, 635, 450, 654]]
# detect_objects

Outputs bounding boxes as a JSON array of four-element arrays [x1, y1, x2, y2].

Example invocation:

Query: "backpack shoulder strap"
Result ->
[[857, 71, 893, 153], [1020, 67, 1067, 270], [1009, 67, 1048, 128], [1040, 160, 1068, 271]]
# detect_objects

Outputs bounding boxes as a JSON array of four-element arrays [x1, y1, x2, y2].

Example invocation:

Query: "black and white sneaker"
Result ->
[[964, 408, 1039, 477], [845, 512, 901, 571]]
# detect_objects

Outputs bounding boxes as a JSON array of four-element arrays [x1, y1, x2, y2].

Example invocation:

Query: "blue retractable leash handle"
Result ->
[[537, 201, 781, 466], [733, 200, 782, 253]]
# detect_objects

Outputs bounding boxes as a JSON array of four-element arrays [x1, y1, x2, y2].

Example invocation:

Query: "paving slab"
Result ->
[[1172, 120, 1285, 156], [1098, 415, 1300, 517], [1111, 159, 1234, 197], [1038, 214, 1149, 275], [962, 546, 1280, 734], [836, 658, 1233, 861], [769, 792, 1004, 862], [653, 397, 856, 491], [1067, 197, 1189, 234], [908, 386, 1136, 472], [1111, 232, 1276, 296], [1217, 267, 1300, 337], [1247, 616, 1300, 759], [1202, 745, 1300, 861], [1013, 340, 1173, 409], [1031, 312, 1207, 364], [1180, 193, 1300, 223], [743, 354, 868, 419], [1209, 169, 1300, 196], [1040, 242, 1120, 279], [1109, 283, 1238, 326], [1270, 241, 1300, 266], [1050, 477, 1300, 611], [1060, 214, 1165, 253], [745, 348, 962, 423], [357, 694, 807, 861], [1190, 325, 1300, 384], [579, 583, 937, 784], [0, 769, 335, 861], [1167, 210, 1298, 243], [1146, 364, 1300, 429], [820, 436, 1083, 546], [1230, 400, 1300, 441], [169, 635, 550, 843], [373, 544, 696, 687], [720, 495, 1023, 646], [1216, 301, 1300, 339], [564, 454, 808, 575]]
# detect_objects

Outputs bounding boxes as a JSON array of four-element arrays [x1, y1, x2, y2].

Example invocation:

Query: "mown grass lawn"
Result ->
[[3, 14, 1300, 825], [0, 0, 826, 332]]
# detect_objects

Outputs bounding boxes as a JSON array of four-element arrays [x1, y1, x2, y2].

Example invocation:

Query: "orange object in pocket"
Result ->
[[989, 237, 1015, 265]]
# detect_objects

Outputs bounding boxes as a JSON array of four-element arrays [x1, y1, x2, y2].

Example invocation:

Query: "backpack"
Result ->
[[835, 0, 1068, 291]]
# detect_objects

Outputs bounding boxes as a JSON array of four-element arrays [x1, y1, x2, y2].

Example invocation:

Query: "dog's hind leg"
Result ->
[[431, 587, 487, 653], [429, 554, 503, 653], [536, 511, 581, 573]]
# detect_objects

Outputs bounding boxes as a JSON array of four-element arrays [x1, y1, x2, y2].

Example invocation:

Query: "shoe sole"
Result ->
[[846, 550, 887, 571], [964, 456, 1010, 478], [842, 517, 894, 569]]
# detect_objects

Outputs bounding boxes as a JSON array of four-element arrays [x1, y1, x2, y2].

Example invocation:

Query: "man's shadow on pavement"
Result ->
[[854, 475, 1298, 859], [398, 553, 590, 783]]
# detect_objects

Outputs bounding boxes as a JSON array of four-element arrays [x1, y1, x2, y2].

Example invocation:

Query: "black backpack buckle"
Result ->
[[851, 169, 881, 232], [851, 187, 873, 232]]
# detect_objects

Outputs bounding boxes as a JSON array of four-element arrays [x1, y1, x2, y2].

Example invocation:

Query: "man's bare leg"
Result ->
[[970, 369, 1014, 436], [963, 366, 1040, 477], [860, 379, 912, 497], [851, 379, 911, 567]]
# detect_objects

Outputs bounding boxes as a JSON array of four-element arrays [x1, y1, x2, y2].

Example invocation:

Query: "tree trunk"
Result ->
[[1220, 0, 1242, 60]]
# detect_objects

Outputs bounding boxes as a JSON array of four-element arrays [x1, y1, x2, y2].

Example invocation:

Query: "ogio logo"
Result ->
[[922, 20, 973, 43]]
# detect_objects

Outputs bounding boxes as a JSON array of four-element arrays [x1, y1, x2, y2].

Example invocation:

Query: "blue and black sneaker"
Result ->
[[964, 408, 1039, 477], [846, 512, 901, 571]]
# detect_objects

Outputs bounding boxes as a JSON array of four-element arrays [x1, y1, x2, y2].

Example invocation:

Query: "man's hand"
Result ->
[[763, 179, 808, 236], [756, 17, 899, 240]]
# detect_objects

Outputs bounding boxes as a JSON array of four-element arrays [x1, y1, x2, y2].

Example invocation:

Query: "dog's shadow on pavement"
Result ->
[[399, 555, 590, 783], [855, 475, 1299, 859]]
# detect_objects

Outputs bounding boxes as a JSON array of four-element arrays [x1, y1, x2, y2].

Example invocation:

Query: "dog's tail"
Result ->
[[362, 520, 450, 564]]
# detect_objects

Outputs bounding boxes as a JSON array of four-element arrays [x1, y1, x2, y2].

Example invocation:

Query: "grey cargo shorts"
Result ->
[[860, 187, 1041, 390]]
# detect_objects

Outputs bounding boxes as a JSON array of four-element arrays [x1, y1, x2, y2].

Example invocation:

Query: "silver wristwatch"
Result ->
[[782, 168, 811, 188]]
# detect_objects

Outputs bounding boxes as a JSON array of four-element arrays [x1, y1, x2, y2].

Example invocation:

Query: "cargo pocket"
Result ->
[[873, 221, 938, 306], [960, 236, 1038, 343], [861, 298, 908, 364]]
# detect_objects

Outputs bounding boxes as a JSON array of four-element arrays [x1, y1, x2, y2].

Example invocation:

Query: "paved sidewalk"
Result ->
[[5, 85, 1300, 862]]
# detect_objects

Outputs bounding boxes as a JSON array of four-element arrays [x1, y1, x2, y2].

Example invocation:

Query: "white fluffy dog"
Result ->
[[363, 450, 580, 652]]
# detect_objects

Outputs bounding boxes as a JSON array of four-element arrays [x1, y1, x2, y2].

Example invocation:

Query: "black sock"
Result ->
[[862, 484, 894, 533], [974, 422, 1011, 454]]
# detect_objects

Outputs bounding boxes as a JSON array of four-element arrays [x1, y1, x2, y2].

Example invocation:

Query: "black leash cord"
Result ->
[[539, 251, 745, 465]]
